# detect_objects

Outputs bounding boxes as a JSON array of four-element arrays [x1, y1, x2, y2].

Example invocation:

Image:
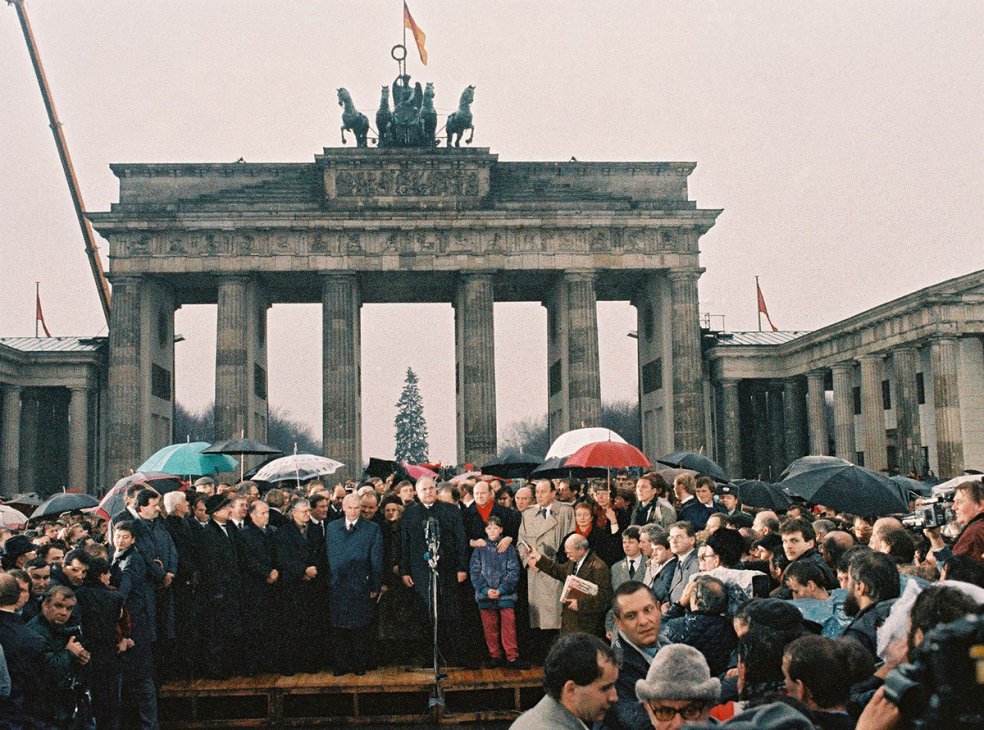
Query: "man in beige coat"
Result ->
[[518, 479, 575, 660]]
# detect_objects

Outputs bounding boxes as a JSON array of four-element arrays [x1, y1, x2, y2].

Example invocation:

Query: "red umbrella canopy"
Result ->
[[564, 441, 652, 470]]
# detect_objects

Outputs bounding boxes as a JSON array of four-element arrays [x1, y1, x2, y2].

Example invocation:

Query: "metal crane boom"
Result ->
[[9, 0, 112, 325]]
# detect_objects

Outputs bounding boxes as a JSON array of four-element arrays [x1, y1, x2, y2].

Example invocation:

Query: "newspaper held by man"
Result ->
[[561, 574, 599, 603]]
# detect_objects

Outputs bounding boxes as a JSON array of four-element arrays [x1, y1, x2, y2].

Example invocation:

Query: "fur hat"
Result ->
[[2, 535, 37, 560], [204, 494, 231, 516], [635, 644, 720, 703]]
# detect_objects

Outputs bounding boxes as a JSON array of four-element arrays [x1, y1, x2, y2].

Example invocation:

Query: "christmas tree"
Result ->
[[394, 367, 429, 464]]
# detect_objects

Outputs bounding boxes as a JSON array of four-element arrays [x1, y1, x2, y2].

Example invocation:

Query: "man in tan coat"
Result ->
[[518, 480, 574, 657]]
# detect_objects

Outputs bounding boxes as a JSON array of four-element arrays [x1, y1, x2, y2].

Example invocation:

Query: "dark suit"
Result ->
[[236, 522, 279, 673], [166, 514, 202, 679], [400, 500, 469, 664], [275, 521, 320, 673], [326, 518, 383, 674], [198, 520, 243, 677], [462, 503, 520, 543], [307, 518, 331, 668], [677, 498, 709, 530], [0, 609, 46, 727], [535, 551, 613, 638], [605, 632, 654, 730]]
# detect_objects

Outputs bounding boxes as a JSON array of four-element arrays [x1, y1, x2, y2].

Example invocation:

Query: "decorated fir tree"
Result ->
[[394, 367, 429, 464]]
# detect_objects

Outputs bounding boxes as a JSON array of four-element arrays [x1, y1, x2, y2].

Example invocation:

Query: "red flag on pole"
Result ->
[[756, 279, 778, 332], [403, 2, 428, 65], [36, 287, 52, 337]]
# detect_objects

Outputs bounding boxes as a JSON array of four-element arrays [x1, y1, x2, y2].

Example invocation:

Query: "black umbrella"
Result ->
[[889, 474, 933, 499], [481, 452, 544, 480], [656, 451, 729, 483], [203, 438, 283, 456], [778, 455, 852, 481], [731, 479, 792, 511], [31, 492, 100, 519], [3, 492, 43, 511], [529, 456, 607, 480], [780, 464, 909, 517], [364, 457, 401, 480]]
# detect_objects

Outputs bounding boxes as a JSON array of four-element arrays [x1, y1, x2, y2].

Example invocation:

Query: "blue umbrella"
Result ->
[[137, 442, 237, 478]]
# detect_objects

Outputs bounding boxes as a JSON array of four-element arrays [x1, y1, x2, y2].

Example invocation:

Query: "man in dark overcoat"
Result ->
[[236, 499, 279, 674], [326, 493, 383, 675], [400, 476, 469, 666], [274, 499, 321, 674], [164, 490, 201, 679], [197, 494, 244, 678]]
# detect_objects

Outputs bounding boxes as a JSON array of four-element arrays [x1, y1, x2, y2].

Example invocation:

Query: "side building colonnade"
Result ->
[[708, 271, 984, 480]]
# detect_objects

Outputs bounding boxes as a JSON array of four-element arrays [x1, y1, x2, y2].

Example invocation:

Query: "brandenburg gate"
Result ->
[[90, 147, 721, 480]]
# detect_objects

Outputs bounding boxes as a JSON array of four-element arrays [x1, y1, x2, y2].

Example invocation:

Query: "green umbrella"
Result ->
[[137, 442, 237, 478]]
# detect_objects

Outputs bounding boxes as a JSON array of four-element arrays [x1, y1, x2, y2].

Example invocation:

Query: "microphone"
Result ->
[[425, 516, 441, 554]]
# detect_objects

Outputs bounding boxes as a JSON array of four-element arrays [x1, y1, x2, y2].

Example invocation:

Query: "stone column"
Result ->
[[749, 382, 770, 479], [215, 276, 251, 439], [931, 337, 964, 477], [831, 362, 856, 462], [454, 273, 497, 466], [719, 380, 742, 479], [806, 370, 829, 455], [767, 382, 786, 480], [565, 271, 602, 429], [1, 385, 20, 497], [18, 390, 39, 493], [783, 378, 807, 466], [68, 387, 89, 491], [859, 354, 887, 473], [322, 273, 362, 479], [892, 347, 924, 475], [107, 276, 143, 481], [669, 269, 706, 451]]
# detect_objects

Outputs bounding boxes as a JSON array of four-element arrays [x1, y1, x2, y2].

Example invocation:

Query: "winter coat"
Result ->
[[535, 551, 612, 637], [518, 502, 575, 630], [469, 540, 520, 608], [325, 518, 383, 629], [660, 611, 738, 676], [399, 501, 469, 621]]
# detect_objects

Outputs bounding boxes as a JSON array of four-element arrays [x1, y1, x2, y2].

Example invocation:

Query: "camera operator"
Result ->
[[26, 584, 91, 727], [923, 479, 984, 568]]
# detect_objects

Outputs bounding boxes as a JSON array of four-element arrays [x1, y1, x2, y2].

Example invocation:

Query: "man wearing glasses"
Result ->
[[634, 643, 720, 729]]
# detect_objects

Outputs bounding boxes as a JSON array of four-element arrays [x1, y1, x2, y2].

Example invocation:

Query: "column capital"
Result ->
[[857, 352, 885, 364], [892, 344, 921, 356], [459, 270, 495, 281], [319, 270, 358, 284], [718, 378, 741, 387], [806, 368, 827, 380], [830, 361, 855, 374], [667, 267, 705, 282], [562, 269, 597, 283], [214, 273, 252, 284], [1, 384, 21, 394], [928, 334, 960, 346], [108, 274, 144, 287]]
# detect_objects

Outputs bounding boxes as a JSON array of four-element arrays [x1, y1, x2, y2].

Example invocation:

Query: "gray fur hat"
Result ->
[[635, 644, 721, 703]]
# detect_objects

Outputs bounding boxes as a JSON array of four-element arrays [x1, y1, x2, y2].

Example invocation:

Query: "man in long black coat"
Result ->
[[400, 477, 469, 666], [164, 491, 201, 679], [0, 573, 46, 727], [236, 500, 279, 674], [307, 493, 332, 669], [198, 494, 244, 678], [274, 499, 321, 674]]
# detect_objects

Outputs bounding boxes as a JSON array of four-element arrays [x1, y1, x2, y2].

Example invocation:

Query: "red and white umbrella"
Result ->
[[564, 441, 652, 470]]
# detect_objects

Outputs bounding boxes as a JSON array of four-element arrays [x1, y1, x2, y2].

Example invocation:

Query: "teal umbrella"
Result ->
[[137, 442, 237, 478]]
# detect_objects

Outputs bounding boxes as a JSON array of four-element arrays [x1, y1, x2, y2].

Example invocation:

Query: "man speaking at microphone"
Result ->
[[400, 477, 470, 667]]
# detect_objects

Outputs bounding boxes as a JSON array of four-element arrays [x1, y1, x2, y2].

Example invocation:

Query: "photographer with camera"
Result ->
[[923, 479, 984, 568], [26, 584, 91, 727]]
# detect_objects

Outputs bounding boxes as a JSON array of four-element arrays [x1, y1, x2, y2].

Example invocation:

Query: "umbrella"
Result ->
[[0, 505, 29, 528], [3, 492, 43, 513], [931, 473, 983, 493], [545, 428, 626, 460], [365, 457, 400, 479], [778, 455, 853, 481], [31, 492, 99, 519], [96, 472, 184, 520], [655, 467, 698, 484], [779, 464, 909, 516], [481, 453, 544, 480], [565, 441, 653, 470], [657, 451, 729, 483], [138, 442, 238, 478], [529, 456, 608, 480], [253, 454, 345, 484], [889, 475, 933, 499], [402, 463, 438, 481], [731, 479, 792, 511], [450, 471, 483, 485], [203, 437, 284, 482]]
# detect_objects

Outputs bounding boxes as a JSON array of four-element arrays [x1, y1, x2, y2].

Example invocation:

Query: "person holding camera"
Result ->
[[923, 479, 984, 568], [26, 584, 91, 728]]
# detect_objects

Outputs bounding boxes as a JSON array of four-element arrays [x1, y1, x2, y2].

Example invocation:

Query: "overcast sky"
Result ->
[[2, 1, 981, 465]]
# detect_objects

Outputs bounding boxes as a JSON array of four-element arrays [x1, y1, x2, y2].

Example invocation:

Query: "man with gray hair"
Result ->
[[527, 533, 612, 638], [635, 644, 721, 728], [659, 574, 738, 676]]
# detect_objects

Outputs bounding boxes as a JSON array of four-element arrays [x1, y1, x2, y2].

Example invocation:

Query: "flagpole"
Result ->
[[755, 276, 762, 332], [35, 281, 39, 337]]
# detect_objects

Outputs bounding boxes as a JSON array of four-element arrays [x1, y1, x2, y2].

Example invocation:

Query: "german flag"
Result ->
[[404, 2, 428, 65]]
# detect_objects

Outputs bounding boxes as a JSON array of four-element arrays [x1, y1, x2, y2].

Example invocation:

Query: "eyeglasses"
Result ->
[[648, 702, 706, 721]]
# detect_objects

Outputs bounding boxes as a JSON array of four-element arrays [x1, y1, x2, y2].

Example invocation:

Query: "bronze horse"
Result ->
[[446, 85, 475, 147], [376, 85, 393, 146], [421, 83, 437, 147], [337, 88, 369, 147]]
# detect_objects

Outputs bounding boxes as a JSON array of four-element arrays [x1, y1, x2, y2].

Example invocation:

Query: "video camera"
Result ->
[[881, 609, 984, 729], [901, 485, 957, 532]]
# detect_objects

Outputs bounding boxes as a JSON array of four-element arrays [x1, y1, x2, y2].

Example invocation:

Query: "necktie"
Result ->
[[572, 560, 580, 577], [628, 560, 636, 580], [539, 508, 547, 519], [347, 523, 354, 534]]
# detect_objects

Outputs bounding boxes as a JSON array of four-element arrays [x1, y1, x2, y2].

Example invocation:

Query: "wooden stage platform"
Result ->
[[159, 666, 544, 728]]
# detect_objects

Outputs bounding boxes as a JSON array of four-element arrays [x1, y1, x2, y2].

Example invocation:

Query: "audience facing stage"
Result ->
[[158, 665, 544, 727]]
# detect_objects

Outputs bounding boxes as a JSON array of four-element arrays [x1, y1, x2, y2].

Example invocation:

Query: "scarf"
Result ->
[[476, 500, 494, 524], [576, 522, 593, 538]]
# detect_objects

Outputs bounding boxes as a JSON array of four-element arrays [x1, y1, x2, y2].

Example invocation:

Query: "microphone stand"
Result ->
[[424, 519, 446, 715]]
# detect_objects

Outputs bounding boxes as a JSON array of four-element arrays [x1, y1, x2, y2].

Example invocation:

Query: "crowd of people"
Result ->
[[0, 466, 980, 729]]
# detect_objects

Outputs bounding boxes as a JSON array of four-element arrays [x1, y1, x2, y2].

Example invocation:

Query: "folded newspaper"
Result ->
[[561, 574, 599, 602]]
